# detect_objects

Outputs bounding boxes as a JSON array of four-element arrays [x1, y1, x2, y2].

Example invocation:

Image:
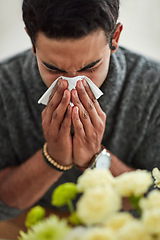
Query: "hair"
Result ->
[[22, 0, 120, 49]]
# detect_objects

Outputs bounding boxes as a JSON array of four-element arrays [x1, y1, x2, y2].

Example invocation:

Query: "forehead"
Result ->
[[36, 29, 108, 70]]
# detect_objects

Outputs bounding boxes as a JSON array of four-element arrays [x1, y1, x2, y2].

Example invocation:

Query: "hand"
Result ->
[[41, 79, 73, 165], [71, 79, 106, 168]]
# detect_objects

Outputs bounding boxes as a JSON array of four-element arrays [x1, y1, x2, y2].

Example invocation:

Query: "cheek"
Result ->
[[85, 67, 108, 88], [85, 59, 110, 88], [94, 60, 110, 87], [38, 67, 59, 87], [36, 59, 57, 87]]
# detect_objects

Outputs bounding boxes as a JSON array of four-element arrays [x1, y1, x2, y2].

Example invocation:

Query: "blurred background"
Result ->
[[0, 0, 160, 61]]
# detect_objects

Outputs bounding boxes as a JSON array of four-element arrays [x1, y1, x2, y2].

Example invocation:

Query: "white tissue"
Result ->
[[38, 75, 103, 105]]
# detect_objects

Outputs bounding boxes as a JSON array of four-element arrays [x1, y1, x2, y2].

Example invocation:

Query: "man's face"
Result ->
[[35, 29, 111, 88]]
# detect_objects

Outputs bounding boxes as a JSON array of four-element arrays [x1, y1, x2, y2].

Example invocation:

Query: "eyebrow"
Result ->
[[42, 59, 101, 73], [78, 59, 101, 72], [42, 62, 66, 73]]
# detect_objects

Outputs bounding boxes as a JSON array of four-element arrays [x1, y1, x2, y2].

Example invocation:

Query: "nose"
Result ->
[[64, 71, 81, 78]]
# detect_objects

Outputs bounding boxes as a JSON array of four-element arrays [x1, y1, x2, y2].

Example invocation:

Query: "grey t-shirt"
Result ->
[[0, 47, 160, 220]]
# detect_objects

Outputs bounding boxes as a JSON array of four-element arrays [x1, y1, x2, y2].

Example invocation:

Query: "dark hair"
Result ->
[[22, 0, 119, 48]]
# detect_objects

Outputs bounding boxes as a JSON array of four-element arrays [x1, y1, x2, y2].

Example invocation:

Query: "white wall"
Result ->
[[119, 0, 160, 61], [0, 0, 160, 61], [0, 0, 31, 61]]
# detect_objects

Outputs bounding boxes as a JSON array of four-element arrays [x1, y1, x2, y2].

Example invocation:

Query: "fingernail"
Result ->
[[83, 79, 87, 87], [73, 90, 78, 96], [79, 81, 83, 88], [75, 106, 79, 113], [63, 90, 66, 98], [68, 104, 71, 111], [58, 79, 62, 86]]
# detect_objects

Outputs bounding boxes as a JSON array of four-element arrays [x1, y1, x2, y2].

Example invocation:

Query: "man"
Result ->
[[0, 0, 160, 220]]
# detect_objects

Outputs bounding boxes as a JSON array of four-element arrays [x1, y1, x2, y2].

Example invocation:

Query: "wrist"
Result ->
[[109, 153, 135, 177], [75, 146, 103, 171], [42, 142, 73, 172]]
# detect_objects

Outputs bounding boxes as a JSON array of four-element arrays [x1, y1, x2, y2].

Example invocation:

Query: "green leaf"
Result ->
[[51, 182, 77, 207], [25, 206, 45, 228], [128, 195, 143, 216]]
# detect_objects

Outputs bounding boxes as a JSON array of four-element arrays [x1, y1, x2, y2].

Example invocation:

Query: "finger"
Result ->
[[45, 79, 68, 123], [71, 89, 93, 134], [82, 79, 104, 117], [60, 104, 72, 136], [51, 89, 71, 129], [41, 107, 49, 132], [72, 106, 85, 138], [75, 80, 100, 127], [48, 78, 68, 109], [41, 83, 60, 126], [47, 79, 60, 104]]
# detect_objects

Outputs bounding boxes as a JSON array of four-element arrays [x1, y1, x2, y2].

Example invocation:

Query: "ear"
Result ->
[[111, 23, 123, 53], [24, 26, 28, 34], [31, 45, 36, 55], [24, 27, 36, 55]]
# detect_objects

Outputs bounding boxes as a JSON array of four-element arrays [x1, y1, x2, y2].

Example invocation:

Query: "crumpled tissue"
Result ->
[[38, 75, 103, 105]]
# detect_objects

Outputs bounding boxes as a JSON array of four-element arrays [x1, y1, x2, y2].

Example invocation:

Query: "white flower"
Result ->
[[139, 185, 160, 235], [64, 226, 87, 240], [141, 208, 160, 235], [76, 185, 121, 225], [19, 215, 70, 240], [139, 189, 160, 211], [117, 219, 152, 240], [83, 227, 116, 240], [105, 212, 134, 230], [152, 167, 160, 188], [65, 227, 116, 240], [115, 170, 153, 197], [77, 169, 114, 193]]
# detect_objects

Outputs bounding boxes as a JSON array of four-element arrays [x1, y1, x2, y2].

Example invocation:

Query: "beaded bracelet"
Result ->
[[42, 142, 73, 172]]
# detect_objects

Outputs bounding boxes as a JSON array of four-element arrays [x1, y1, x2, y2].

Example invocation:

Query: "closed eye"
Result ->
[[42, 61, 66, 73], [47, 68, 66, 74]]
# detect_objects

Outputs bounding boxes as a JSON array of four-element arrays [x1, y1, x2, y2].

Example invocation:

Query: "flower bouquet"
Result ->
[[19, 168, 160, 240]]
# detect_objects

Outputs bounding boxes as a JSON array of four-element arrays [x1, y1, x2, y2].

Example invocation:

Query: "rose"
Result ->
[[115, 169, 152, 197], [83, 227, 116, 240], [139, 190, 160, 211], [117, 220, 152, 240], [141, 208, 160, 235], [76, 185, 121, 225], [77, 168, 114, 193], [152, 167, 160, 188], [65, 226, 116, 240], [105, 212, 134, 230]]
